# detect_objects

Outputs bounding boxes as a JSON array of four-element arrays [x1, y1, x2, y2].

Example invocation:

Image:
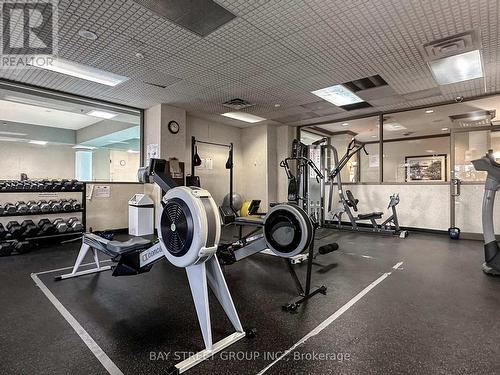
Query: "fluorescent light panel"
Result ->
[[221, 112, 266, 123], [311, 85, 364, 106], [29, 140, 47, 145], [87, 110, 117, 119], [30, 57, 128, 86], [429, 50, 483, 85]]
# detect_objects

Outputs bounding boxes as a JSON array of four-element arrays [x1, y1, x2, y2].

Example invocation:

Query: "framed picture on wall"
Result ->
[[405, 154, 447, 182]]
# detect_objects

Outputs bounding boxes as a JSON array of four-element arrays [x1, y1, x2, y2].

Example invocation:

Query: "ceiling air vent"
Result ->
[[419, 29, 481, 62], [133, 0, 235, 37], [343, 74, 388, 92], [449, 110, 496, 128], [222, 98, 255, 111]]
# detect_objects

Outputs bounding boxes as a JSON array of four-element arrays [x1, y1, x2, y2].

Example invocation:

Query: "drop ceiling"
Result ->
[[1, 0, 499, 128]]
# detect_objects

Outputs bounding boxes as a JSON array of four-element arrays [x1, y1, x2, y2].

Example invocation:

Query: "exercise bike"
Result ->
[[472, 150, 500, 275]]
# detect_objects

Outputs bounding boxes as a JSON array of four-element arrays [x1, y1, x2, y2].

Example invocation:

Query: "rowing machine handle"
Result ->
[[318, 243, 339, 254]]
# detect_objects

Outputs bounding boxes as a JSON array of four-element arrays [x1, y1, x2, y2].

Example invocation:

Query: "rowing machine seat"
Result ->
[[83, 233, 152, 258], [357, 212, 383, 220]]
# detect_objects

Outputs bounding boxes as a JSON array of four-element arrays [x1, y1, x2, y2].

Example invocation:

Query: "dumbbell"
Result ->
[[69, 200, 81, 210], [27, 201, 41, 213], [15, 241, 33, 254], [21, 220, 38, 237], [61, 200, 72, 211], [0, 205, 3, 215], [51, 180, 63, 191], [73, 181, 84, 191], [38, 200, 51, 213], [67, 217, 83, 232], [0, 224, 6, 240], [0, 241, 15, 256], [16, 201, 29, 214], [49, 200, 62, 212], [61, 180, 74, 191], [53, 218, 68, 233], [4, 203, 16, 214], [38, 219, 56, 235], [41, 180, 53, 191], [7, 221, 22, 239]]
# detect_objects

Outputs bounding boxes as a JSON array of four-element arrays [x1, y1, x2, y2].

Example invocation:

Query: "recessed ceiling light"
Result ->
[[311, 85, 364, 106], [371, 135, 377, 138], [135, 52, 145, 59], [441, 127, 449, 131], [341, 123, 349, 126], [78, 29, 98, 41], [425, 109, 434, 114], [127, 150, 140, 154], [221, 112, 266, 123], [29, 57, 129, 86], [72, 145, 96, 150], [29, 140, 48, 145], [87, 110, 118, 119], [274, 104, 281, 108], [425, 149, 436, 153], [429, 50, 484, 85]]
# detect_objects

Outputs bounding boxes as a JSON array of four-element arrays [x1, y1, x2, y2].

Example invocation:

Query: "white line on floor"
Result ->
[[338, 251, 375, 259], [256, 261, 404, 375], [392, 261, 404, 269], [31, 272, 124, 375], [34, 260, 112, 276]]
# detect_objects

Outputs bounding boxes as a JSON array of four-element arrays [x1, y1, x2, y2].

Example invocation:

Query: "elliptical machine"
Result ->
[[472, 150, 500, 275]]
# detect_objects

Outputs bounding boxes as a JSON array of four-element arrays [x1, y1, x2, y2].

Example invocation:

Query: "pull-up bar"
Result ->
[[191, 136, 235, 210]]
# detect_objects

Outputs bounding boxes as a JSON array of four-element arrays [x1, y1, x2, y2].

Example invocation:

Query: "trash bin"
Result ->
[[128, 194, 154, 236]]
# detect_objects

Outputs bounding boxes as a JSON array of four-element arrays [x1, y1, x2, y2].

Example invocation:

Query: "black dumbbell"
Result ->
[[67, 217, 83, 232], [49, 200, 62, 212], [7, 221, 22, 238], [51, 180, 63, 191], [53, 218, 68, 233], [0, 224, 6, 240], [16, 201, 29, 214], [61, 200, 72, 211], [0, 205, 4, 215], [38, 200, 51, 213], [61, 180, 74, 191], [0, 241, 15, 256], [73, 181, 84, 191], [21, 220, 38, 237], [41, 180, 53, 191], [27, 201, 41, 214], [69, 200, 81, 210], [4, 203, 16, 214], [15, 241, 33, 254], [38, 219, 56, 235]]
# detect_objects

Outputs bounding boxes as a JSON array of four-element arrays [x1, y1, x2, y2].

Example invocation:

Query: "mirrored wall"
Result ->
[[0, 82, 142, 182]]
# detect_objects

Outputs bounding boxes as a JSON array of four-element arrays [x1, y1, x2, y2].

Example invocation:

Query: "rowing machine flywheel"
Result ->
[[159, 187, 221, 268], [263, 203, 313, 258]]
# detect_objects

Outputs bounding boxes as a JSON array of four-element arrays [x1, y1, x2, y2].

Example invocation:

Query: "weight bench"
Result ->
[[56, 233, 164, 280], [357, 211, 384, 226]]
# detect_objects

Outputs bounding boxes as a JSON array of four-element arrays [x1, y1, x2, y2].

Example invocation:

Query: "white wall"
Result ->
[[0, 142, 75, 180], [86, 183, 145, 231], [241, 124, 270, 208], [326, 183, 451, 231]]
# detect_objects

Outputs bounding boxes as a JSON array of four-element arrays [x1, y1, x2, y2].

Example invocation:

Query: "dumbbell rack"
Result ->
[[0, 182, 86, 254]]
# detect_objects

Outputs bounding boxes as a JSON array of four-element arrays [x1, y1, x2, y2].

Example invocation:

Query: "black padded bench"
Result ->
[[357, 212, 384, 220]]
